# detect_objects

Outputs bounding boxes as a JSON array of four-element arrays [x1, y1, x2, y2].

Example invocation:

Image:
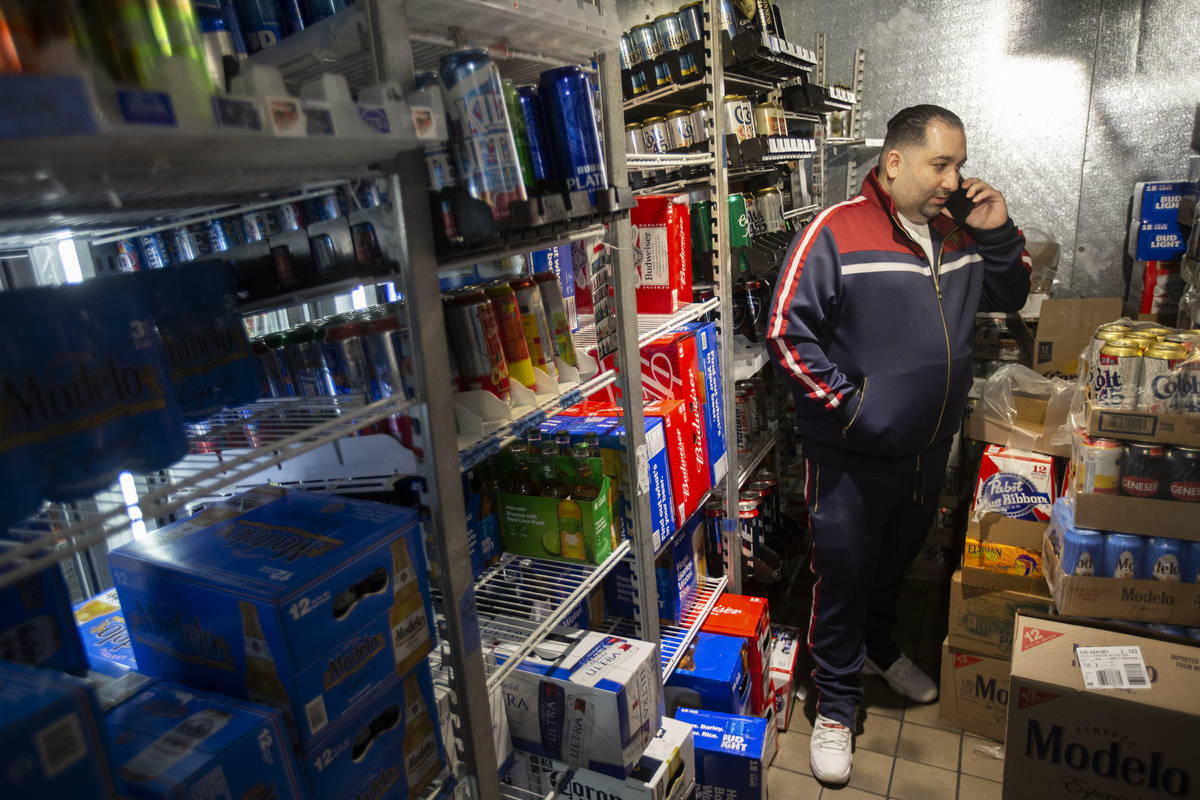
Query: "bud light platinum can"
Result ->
[[641, 116, 669, 154], [235, 0, 284, 52], [1103, 532, 1143, 579], [1094, 340, 1142, 409], [539, 66, 608, 202], [440, 49, 527, 222], [137, 232, 172, 269], [1060, 527, 1102, 576], [1140, 341, 1187, 411], [1142, 537, 1190, 582]]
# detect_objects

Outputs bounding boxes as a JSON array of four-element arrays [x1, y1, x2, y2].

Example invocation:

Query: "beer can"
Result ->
[[716, 0, 738, 39], [322, 317, 371, 396], [1060, 527, 1102, 576], [665, 108, 695, 150], [115, 239, 142, 272], [171, 227, 197, 263], [1170, 359, 1200, 414], [618, 33, 635, 70], [1093, 340, 1142, 409], [738, 492, 762, 557], [629, 68, 648, 96], [678, 50, 699, 79], [532, 272, 577, 368], [629, 22, 661, 63], [424, 142, 461, 243], [641, 117, 670, 154], [440, 49, 527, 222], [137, 232, 171, 269], [626, 122, 646, 155], [1076, 434, 1122, 494], [743, 191, 766, 236], [745, 279, 770, 340], [727, 193, 750, 248], [252, 337, 289, 398], [443, 290, 510, 401], [753, 103, 774, 137], [262, 332, 293, 396], [1102, 532, 1143, 579], [1120, 442, 1165, 498], [690, 200, 713, 253], [653, 12, 686, 51], [652, 61, 674, 88], [539, 66, 608, 202], [690, 102, 711, 143], [1191, 542, 1200, 582], [234, 0, 285, 52], [1142, 537, 1190, 582], [755, 187, 784, 233], [754, 470, 780, 535], [281, 325, 336, 397], [502, 79, 537, 190], [301, 0, 346, 25], [360, 311, 408, 403], [677, 2, 704, 43], [1139, 325, 1174, 341], [511, 276, 556, 380], [484, 281, 535, 388], [1088, 323, 1131, 367], [1140, 341, 1187, 411], [747, 480, 775, 539], [276, 200, 307, 230], [515, 85, 557, 185], [1165, 446, 1200, 503], [731, 281, 753, 340], [723, 94, 755, 142], [735, 386, 752, 455], [765, 102, 787, 135], [703, 498, 725, 555]]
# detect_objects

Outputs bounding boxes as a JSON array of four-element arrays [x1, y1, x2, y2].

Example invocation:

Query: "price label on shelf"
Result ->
[[1075, 646, 1150, 690]]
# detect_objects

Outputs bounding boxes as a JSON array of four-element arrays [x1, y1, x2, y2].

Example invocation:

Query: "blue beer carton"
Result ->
[[666, 633, 751, 716], [110, 486, 435, 741], [606, 518, 697, 626], [0, 559, 88, 675], [674, 708, 768, 800], [1131, 181, 1189, 260], [679, 321, 729, 487], [106, 680, 305, 799], [299, 662, 445, 800], [0, 661, 122, 798], [74, 589, 138, 677]]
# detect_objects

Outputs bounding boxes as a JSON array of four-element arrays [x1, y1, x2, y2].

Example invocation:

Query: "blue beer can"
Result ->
[[242, 208, 280, 242], [1189, 541, 1200, 583], [516, 85, 557, 185], [206, 219, 230, 252], [1103, 533, 1144, 579], [1142, 537, 1192, 582], [538, 66, 608, 203], [629, 22, 661, 64], [172, 227, 198, 263], [304, 192, 342, 222], [1060, 527, 1103, 576], [115, 239, 142, 271], [654, 12, 686, 52], [234, 0, 285, 52], [618, 33, 635, 71], [276, 201, 307, 231], [717, 0, 738, 38], [137, 232, 171, 269], [677, 3, 704, 44], [439, 49, 528, 222], [301, 0, 346, 24], [277, 0, 305, 35]]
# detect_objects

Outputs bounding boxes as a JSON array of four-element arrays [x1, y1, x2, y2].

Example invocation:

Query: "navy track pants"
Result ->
[[804, 445, 949, 727]]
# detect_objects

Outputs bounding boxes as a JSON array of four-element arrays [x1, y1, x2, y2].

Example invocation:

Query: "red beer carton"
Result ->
[[702, 595, 772, 714], [640, 331, 711, 501], [645, 398, 706, 529], [632, 195, 692, 313]]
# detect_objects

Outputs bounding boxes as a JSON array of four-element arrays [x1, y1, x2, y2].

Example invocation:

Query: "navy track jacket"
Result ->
[[767, 169, 1031, 468]]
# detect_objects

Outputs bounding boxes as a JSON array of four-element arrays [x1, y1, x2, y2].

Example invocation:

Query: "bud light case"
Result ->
[[109, 487, 435, 742], [972, 444, 1060, 522], [73, 589, 137, 677], [298, 664, 445, 800], [0, 560, 89, 676], [133, 262, 260, 421], [0, 661, 123, 799], [106, 680, 305, 799], [674, 707, 769, 800], [0, 276, 186, 528]]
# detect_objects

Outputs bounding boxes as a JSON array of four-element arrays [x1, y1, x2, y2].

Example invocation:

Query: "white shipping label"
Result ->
[[634, 226, 670, 289], [1076, 646, 1151, 690]]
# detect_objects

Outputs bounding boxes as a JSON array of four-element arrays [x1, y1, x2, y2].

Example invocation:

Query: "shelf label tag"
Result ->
[[212, 96, 263, 131], [117, 90, 176, 127]]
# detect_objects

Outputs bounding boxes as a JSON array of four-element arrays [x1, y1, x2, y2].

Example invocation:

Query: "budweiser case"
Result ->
[[109, 487, 434, 742], [640, 330, 712, 511], [497, 632, 663, 778], [632, 195, 692, 314], [1005, 614, 1200, 800]]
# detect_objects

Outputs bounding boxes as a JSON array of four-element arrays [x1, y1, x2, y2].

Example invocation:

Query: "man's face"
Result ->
[[884, 120, 968, 223]]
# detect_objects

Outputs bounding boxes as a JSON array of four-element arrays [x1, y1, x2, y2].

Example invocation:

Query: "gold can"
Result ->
[[1123, 331, 1159, 352], [1141, 341, 1189, 411], [1139, 325, 1174, 340], [753, 102, 774, 137], [1095, 339, 1143, 409], [1090, 325, 1132, 365]]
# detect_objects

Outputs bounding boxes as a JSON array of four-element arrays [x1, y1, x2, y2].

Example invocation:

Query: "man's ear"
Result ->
[[884, 149, 903, 180]]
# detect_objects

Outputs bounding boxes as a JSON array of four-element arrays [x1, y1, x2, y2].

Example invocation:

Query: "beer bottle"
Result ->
[[508, 441, 538, 496], [525, 431, 545, 492], [583, 433, 619, 549], [571, 443, 600, 502], [555, 430, 573, 456], [239, 601, 293, 724], [540, 442, 569, 498]]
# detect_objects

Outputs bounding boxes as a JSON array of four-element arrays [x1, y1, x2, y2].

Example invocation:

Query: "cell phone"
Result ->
[[945, 186, 975, 224]]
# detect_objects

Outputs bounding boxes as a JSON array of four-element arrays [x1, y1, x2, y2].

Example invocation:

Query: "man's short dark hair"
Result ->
[[878, 105, 963, 165]]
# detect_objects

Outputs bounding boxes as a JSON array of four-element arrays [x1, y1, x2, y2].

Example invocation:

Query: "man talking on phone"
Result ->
[[767, 104, 1030, 784]]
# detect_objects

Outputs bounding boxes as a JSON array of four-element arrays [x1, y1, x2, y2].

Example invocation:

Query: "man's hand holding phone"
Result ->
[[943, 177, 1008, 230]]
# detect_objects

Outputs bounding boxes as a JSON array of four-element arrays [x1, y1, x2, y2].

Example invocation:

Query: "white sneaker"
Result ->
[[810, 714, 852, 785], [863, 653, 938, 703]]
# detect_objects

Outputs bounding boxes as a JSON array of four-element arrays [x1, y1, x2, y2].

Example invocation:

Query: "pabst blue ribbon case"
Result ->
[[73, 589, 138, 677], [972, 444, 1060, 522], [106, 680, 304, 799], [110, 487, 434, 742], [0, 661, 122, 799], [674, 708, 768, 800]]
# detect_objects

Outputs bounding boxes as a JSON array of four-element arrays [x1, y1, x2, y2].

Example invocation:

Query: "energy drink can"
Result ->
[[653, 12, 686, 51], [1142, 537, 1189, 582], [1103, 532, 1143, 579], [665, 108, 695, 150], [532, 272, 577, 368], [1075, 434, 1122, 494], [1140, 341, 1187, 411], [440, 49, 527, 222], [677, 2, 704, 43], [538, 66, 608, 202], [641, 116, 669, 154], [1060, 527, 1102, 576], [629, 22, 661, 63], [516, 85, 557, 185], [443, 289, 510, 401], [1094, 340, 1142, 409], [511, 276, 556, 380], [483, 281, 535, 389]]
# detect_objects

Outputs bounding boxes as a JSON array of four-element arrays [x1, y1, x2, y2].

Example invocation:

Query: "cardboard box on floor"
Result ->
[[1004, 613, 1200, 800], [1042, 529, 1200, 626], [963, 516, 1052, 597], [938, 637, 1011, 742], [966, 393, 1071, 457], [1031, 297, 1122, 379], [948, 569, 1052, 660], [1084, 400, 1200, 448], [1071, 488, 1200, 541]]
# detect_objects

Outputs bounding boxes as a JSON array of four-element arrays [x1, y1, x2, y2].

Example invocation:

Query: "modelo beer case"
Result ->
[[73, 589, 138, 677], [1, 559, 89, 676], [109, 487, 434, 742]]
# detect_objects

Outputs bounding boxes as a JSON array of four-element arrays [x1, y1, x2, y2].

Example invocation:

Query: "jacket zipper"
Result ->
[[890, 213, 955, 450], [842, 376, 868, 438]]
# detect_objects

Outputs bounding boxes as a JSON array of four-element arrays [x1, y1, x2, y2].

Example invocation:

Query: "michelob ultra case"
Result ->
[[110, 487, 434, 742]]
